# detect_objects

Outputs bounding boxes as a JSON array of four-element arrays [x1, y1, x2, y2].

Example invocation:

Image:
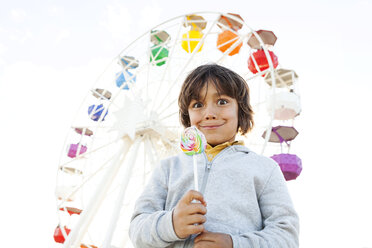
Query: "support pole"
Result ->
[[101, 137, 142, 248]]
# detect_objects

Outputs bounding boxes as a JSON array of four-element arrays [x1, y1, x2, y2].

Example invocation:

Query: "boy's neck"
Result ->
[[207, 140, 243, 148]]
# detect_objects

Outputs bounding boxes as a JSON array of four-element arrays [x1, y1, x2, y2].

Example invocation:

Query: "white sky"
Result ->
[[1, 0, 372, 247]]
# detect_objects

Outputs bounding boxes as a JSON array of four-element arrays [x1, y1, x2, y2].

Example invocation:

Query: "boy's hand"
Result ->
[[194, 231, 233, 248], [172, 190, 207, 239]]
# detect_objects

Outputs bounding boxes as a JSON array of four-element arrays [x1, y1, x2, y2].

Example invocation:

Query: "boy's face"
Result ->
[[188, 82, 239, 146]]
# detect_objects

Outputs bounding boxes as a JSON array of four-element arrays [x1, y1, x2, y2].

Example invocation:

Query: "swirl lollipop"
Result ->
[[181, 126, 207, 191]]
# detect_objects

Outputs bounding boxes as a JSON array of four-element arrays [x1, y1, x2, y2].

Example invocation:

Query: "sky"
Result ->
[[1, 0, 372, 247]]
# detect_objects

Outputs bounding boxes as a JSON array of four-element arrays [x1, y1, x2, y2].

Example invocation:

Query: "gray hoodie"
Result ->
[[129, 145, 299, 247]]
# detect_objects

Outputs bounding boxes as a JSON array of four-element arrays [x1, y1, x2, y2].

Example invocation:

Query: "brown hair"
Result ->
[[178, 63, 254, 135]]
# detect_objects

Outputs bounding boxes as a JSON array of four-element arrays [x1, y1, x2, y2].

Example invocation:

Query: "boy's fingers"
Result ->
[[187, 203, 207, 215], [186, 214, 206, 225], [194, 231, 212, 243], [182, 190, 206, 205], [187, 223, 204, 234]]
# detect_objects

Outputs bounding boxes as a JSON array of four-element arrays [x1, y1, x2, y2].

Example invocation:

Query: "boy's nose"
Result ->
[[205, 114, 216, 120], [203, 103, 217, 120], [204, 107, 217, 120]]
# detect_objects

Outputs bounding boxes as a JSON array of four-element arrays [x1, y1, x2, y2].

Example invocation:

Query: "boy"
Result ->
[[129, 64, 299, 247]]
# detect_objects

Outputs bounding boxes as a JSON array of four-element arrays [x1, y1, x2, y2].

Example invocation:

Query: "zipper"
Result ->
[[183, 147, 234, 248], [199, 161, 211, 195], [199, 146, 232, 195]]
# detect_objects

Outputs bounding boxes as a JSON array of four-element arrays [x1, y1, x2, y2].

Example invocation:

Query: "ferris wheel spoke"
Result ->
[[144, 137, 157, 170], [63, 137, 132, 248], [143, 137, 152, 166], [149, 136, 160, 163], [145, 57, 151, 108], [243, 67, 270, 81], [156, 125, 180, 130], [143, 137, 148, 184], [158, 110, 178, 122], [151, 22, 183, 111], [156, 17, 219, 114], [57, 145, 129, 210], [158, 134, 179, 152], [59, 136, 125, 168]]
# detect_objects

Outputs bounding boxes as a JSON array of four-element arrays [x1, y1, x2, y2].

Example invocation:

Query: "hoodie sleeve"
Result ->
[[129, 160, 185, 247], [230, 165, 299, 248]]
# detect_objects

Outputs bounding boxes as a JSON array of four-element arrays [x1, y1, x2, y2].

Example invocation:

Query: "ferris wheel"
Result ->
[[54, 12, 302, 248]]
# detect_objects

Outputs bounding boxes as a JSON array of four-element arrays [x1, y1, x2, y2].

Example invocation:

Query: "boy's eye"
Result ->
[[217, 99, 228, 105], [192, 102, 203, 108]]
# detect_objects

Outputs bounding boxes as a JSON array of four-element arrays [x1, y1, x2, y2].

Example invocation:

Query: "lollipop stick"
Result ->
[[193, 155, 198, 191]]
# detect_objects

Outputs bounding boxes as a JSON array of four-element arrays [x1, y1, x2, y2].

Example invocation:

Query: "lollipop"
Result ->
[[181, 126, 207, 191]]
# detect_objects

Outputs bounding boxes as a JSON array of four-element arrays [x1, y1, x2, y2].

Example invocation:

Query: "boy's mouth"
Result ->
[[199, 123, 224, 130]]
